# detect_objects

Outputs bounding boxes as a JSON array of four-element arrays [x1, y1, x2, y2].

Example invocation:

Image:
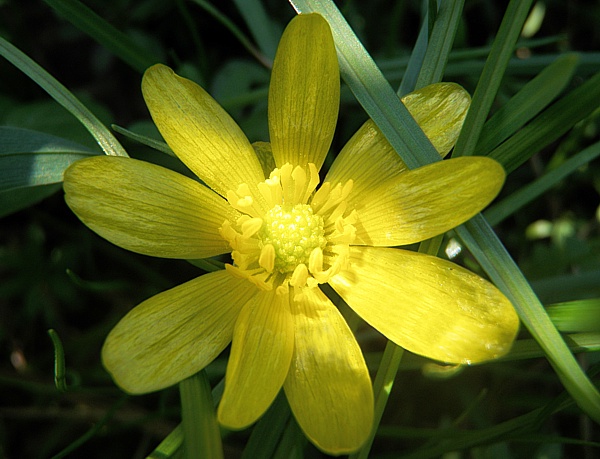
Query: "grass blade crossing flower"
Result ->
[[63, 13, 519, 454]]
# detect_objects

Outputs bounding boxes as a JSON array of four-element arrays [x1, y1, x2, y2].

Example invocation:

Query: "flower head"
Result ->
[[63, 13, 519, 454]]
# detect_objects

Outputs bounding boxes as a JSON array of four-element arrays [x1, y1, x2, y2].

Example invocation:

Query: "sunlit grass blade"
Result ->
[[179, 372, 224, 459], [0, 36, 128, 157], [146, 425, 184, 459], [546, 299, 600, 333], [485, 140, 600, 225], [43, 0, 158, 73], [500, 333, 600, 361], [452, 0, 535, 158], [489, 70, 600, 173], [477, 53, 579, 156], [0, 127, 98, 192]]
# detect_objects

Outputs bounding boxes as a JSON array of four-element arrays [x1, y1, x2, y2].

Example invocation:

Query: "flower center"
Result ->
[[260, 204, 326, 273], [220, 162, 357, 298]]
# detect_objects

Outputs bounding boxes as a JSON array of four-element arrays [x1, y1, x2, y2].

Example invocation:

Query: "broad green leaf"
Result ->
[[477, 53, 579, 156], [0, 127, 97, 192], [43, 0, 159, 73]]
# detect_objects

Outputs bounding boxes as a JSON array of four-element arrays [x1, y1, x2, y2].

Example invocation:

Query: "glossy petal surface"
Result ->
[[284, 287, 373, 454], [218, 291, 294, 429], [325, 83, 471, 198], [269, 14, 339, 171], [102, 271, 256, 393], [64, 156, 236, 259], [329, 247, 519, 364], [142, 64, 265, 198], [353, 156, 505, 246]]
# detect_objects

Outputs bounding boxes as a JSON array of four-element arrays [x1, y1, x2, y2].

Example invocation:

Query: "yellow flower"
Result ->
[[63, 13, 519, 454]]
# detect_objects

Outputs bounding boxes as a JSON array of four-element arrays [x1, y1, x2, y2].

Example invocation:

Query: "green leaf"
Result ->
[[179, 372, 224, 459], [0, 35, 128, 157], [547, 299, 600, 333], [489, 69, 600, 173], [232, 0, 281, 61], [0, 183, 61, 218], [43, 0, 159, 73], [477, 53, 579, 156], [0, 127, 98, 192], [452, 0, 536, 158]]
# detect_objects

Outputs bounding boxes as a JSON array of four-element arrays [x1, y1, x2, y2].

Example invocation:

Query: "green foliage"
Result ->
[[1, 0, 599, 458]]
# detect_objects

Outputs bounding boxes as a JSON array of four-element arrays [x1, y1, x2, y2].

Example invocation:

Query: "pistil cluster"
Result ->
[[220, 163, 357, 298]]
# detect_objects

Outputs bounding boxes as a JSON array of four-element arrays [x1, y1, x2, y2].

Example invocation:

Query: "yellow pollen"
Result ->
[[260, 204, 326, 273], [219, 162, 357, 297]]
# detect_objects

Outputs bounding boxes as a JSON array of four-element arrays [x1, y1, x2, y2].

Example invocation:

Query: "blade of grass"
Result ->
[[232, 0, 280, 61], [43, 0, 158, 73], [415, 0, 464, 89], [0, 36, 128, 157], [179, 372, 224, 459], [477, 53, 579, 156], [452, 0, 535, 158], [489, 70, 600, 173], [485, 140, 600, 225]]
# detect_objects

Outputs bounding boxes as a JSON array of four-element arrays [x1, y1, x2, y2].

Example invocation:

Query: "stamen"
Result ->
[[259, 244, 275, 272]]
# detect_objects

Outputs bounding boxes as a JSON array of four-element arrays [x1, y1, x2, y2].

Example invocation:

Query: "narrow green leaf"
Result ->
[[489, 70, 600, 173], [241, 393, 292, 459], [0, 127, 98, 192], [189, 0, 272, 68], [146, 425, 184, 459], [415, 0, 465, 89], [397, 14, 429, 96], [477, 53, 579, 156], [455, 216, 600, 423], [179, 372, 224, 459], [485, 140, 600, 225], [111, 124, 175, 156], [0, 184, 61, 218], [0, 36, 128, 157], [232, 0, 280, 61], [43, 0, 158, 73], [547, 299, 600, 333], [452, 0, 535, 158], [47, 329, 68, 393]]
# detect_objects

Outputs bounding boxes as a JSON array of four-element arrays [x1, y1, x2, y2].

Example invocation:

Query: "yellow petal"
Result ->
[[64, 156, 236, 259], [325, 83, 471, 198], [353, 156, 505, 246], [218, 291, 294, 429], [102, 271, 257, 393], [283, 287, 373, 454], [269, 13, 339, 171], [142, 64, 265, 198], [329, 247, 519, 364]]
